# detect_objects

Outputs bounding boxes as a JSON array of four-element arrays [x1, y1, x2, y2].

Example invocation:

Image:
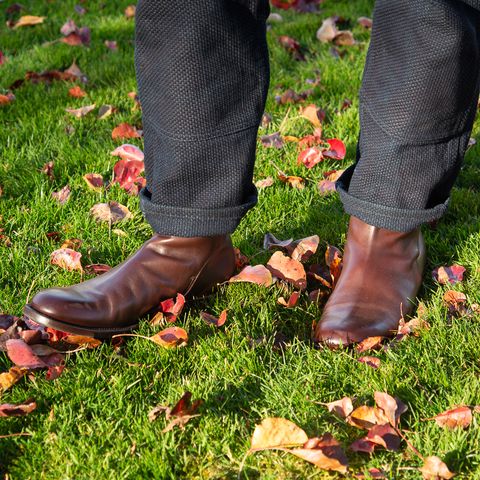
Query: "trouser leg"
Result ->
[[337, 0, 480, 232], [134, 0, 270, 237]]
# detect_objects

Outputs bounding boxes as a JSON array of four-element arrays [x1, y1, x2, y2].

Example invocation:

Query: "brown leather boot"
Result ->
[[313, 216, 426, 347], [24, 235, 235, 338]]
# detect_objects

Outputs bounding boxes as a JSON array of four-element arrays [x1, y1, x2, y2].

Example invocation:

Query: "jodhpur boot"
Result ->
[[24, 235, 235, 338], [313, 216, 426, 347]]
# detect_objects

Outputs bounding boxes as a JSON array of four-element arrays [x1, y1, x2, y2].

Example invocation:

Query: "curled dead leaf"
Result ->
[[0, 399, 37, 417], [0, 366, 26, 392], [419, 456, 455, 480], [112, 122, 142, 140], [83, 173, 104, 191], [50, 248, 82, 272], [428, 406, 472, 429], [65, 104, 96, 118], [150, 327, 188, 348], [323, 396, 354, 419], [432, 265, 466, 285], [200, 309, 227, 327], [267, 251, 307, 290], [90, 201, 133, 224], [12, 15, 45, 28]]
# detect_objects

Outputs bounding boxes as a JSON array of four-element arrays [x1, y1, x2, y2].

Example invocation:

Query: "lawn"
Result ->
[[1, 1, 480, 478]]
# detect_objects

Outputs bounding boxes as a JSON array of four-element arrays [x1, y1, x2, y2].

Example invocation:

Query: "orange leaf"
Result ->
[[348, 406, 389, 429], [112, 122, 142, 140], [419, 456, 455, 480], [0, 367, 26, 393], [150, 327, 188, 348], [13, 15, 45, 28], [90, 201, 133, 224], [323, 396, 354, 419], [200, 309, 227, 327], [229, 265, 273, 287], [430, 406, 472, 429], [68, 85, 86, 98], [267, 251, 307, 289], [250, 418, 308, 450]]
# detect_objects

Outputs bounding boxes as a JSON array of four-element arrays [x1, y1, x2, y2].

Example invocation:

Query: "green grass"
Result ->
[[1, 1, 480, 478]]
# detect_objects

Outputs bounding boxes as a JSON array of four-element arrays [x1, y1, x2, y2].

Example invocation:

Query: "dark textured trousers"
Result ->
[[134, 0, 480, 237]]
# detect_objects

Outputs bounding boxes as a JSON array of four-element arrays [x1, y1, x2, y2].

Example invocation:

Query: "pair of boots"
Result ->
[[24, 216, 425, 346]]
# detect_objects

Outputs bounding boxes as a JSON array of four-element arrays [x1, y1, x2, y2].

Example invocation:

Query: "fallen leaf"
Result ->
[[278, 291, 300, 308], [358, 17, 373, 28], [350, 438, 376, 454], [356, 336, 384, 353], [50, 248, 82, 271], [83, 173, 104, 191], [419, 456, 455, 480], [260, 132, 284, 149], [125, 5, 136, 18], [200, 309, 227, 327], [90, 201, 133, 224], [287, 445, 348, 473], [323, 139, 346, 160], [13, 15, 45, 28], [443, 290, 467, 305], [263, 233, 293, 251], [278, 35, 305, 61], [299, 104, 324, 128], [46, 365, 65, 381], [229, 265, 273, 287], [234, 248, 249, 270], [149, 391, 202, 432], [365, 424, 401, 451], [324, 396, 354, 419], [334, 31, 355, 46], [159, 293, 185, 322], [0, 367, 26, 392], [429, 406, 472, 429], [63, 335, 102, 349], [105, 40, 118, 51], [6, 339, 47, 369], [255, 176, 274, 189], [0, 51, 6, 66], [41, 161, 55, 180], [374, 392, 399, 427], [60, 238, 82, 250], [298, 147, 323, 169], [97, 104, 115, 119], [112, 123, 141, 140], [150, 327, 188, 348], [112, 159, 145, 195], [358, 356, 381, 369], [267, 251, 307, 289], [0, 399, 36, 417], [316, 17, 338, 43], [278, 173, 305, 189], [0, 93, 15, 105], [325, 245, 343, 286], [432, 265, 466, 285], [348, 406, 389, 429], [68, 85, 86, 98], [250, 417, 308, 450], [275, 88, 311, 105], [65, 104, 96, 118], [111, 144, 144, 162], [290, 235, 319, 262], [52, 185, 71, 204], [84, 264, 111, 275], [298, 127, 323, 148]]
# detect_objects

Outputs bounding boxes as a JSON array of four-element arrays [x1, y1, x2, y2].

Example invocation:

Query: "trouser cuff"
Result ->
[[336, 166, 449, 232], [139, 187, 257, 237]]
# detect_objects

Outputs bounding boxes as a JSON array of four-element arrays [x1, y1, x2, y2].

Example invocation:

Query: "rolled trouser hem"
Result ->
[[336, 167, 449, 232], [139, 187, 257, 237]]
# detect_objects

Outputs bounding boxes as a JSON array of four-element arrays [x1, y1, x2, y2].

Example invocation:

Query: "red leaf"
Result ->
[[297, 147, 323, 169], [6, 339, 47, 369], [356, 336, 384, 353], [46, 365, 65, 381], [112, 159, 145, 195], [68, 85, 86, 98], [323, 139, 346, 160], [0, 92, 15, 105], [323, 396, 354, 419], [84, 264, 111, 275], [229, 265, 273, 287], [432, 265, 466, 285], [278, 291, 300, 308], [365, 424, 401, 451], [266, 251, 307, 290], [350, 438, 376, 454], [112, 123, 142, 140], [110, 144, 144, 162], [83, 173, 104, 191], [159, 293, 186, 322], [260, 132, 284, 149], [51, 185, 71, 204]]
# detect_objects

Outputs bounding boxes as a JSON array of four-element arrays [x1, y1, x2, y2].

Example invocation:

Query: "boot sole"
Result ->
[[23, 304, 139, 339]]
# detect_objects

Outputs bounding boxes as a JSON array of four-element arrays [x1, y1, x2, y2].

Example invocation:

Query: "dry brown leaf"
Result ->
[[429, 406, 472, 429], [255, 177, 274, 189], [0, 367, 26, 393], [358, 356, 381, 369], [324, 396, 354, 419], [277, 291, 300, 308], [419, 456, 455, 479], [65, 104, 96, 118], [13, 15, 45, 28], [68, 85, 86, 98], [0, 93, 15, 105], [50, 248, 82, 272], [200, 309, 227, 327], [83, 173, 104, 191], [98, 104, 115, 119], [267, 251, 307, 289], [250, 417, 308, 450], [125, 5, 136, 18], [299, 104, 324, 128], [432, 265, 466, 285], [0, 399, 37, 417], [334, 31, 355, 46], [374, 392, 399, 427], [287, 447, 348, 473], [52, 185, 71, 205], [278, 173, 305, 189], [348, 406, 389, 429], [229, 265, 273, 287], [112, 122, 141, 140], [358, 17, 373, 28], [356, 336, 384, 353], [365, 424, 401, 451], [90, 201, 133, 224], [316, 17, 338, 43], [290, 235, 319, 262], [63, 335, 102, 349]]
